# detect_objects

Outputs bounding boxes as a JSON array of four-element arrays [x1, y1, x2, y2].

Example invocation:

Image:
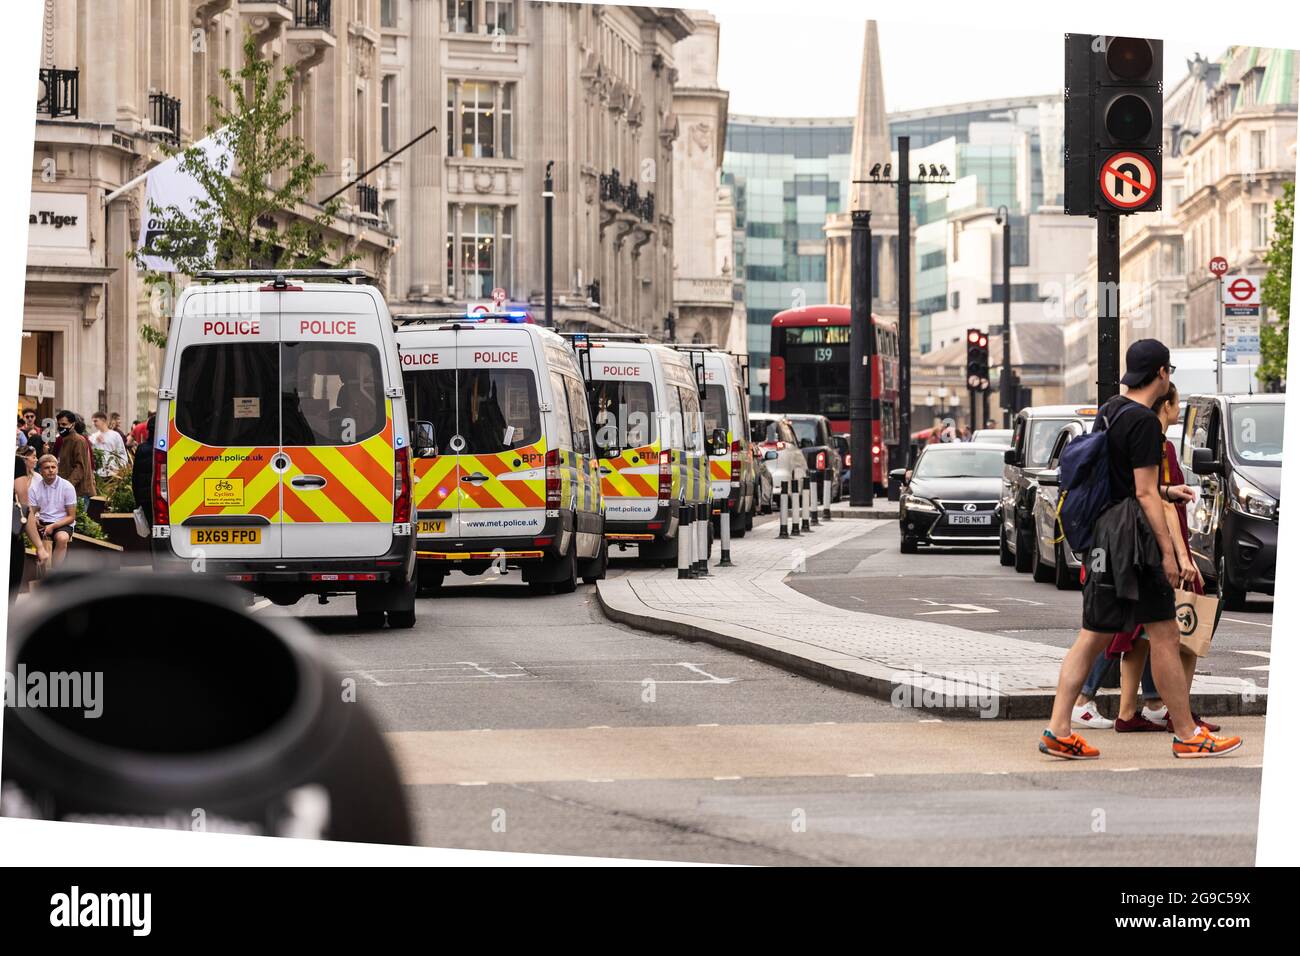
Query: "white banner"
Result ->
[[136, 132, 231, 273]]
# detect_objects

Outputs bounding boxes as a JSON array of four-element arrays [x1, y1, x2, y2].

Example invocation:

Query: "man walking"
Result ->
[[90, 411, 128, 480], [55, 409, 96, 506], [26, 453, 77, 571], [1040, 340, 1242, 760]]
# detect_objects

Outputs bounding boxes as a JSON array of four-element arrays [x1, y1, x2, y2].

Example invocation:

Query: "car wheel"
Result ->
[[356, 610, 385, 629], [1216, 548, 1247, 611], [1054, 539, 1079, 591], [386, 607, 416, 629], [731, 509, 747, 539], [999, 524, 1015, 567], [1031, 532, 1053, 583], [1013, 521, 1033, 573], [416, 566, 445, 596], [554, 543, 579, 595], [900, 534, 918, 554]]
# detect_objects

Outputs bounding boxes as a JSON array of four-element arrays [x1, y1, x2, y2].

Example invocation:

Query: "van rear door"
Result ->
[[452, 328, 548, 541], [590, 353, 659, 522], [165, 288, 282, 560], [279, 290, 395, 559]]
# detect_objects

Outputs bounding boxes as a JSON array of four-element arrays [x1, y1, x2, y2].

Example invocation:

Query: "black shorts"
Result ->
[[1081, 563, 1176, 633], [37, 523, 72, 543]]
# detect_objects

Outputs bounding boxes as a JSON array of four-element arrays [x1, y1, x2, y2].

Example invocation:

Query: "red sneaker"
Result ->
[[1115, 714, 1166, 733]]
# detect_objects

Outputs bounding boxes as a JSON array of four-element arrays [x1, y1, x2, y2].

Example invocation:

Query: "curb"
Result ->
[[596, 577, 1268, 721]]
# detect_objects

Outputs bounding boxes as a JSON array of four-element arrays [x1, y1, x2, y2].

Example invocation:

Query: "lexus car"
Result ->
[[891, 442, 1006, 553]]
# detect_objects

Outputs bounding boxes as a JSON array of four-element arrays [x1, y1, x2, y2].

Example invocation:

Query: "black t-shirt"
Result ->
[[1099, 395, 1164, 503]]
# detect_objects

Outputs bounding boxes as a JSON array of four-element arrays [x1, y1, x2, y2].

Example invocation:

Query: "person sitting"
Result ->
[[27, 453, 78, 572]]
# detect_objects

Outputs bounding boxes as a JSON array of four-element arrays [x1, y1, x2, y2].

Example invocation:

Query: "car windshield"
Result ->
[[914, 447, 1005, 480], [701, 384, 728, 436], [751, 419, 779, 443], [790, 419, 820, 448], [1229, 403, 1284, 466]]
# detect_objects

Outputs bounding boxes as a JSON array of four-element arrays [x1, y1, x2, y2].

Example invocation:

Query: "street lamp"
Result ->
[[994, 204, 1011, 427], [543, 160, 555, 328]]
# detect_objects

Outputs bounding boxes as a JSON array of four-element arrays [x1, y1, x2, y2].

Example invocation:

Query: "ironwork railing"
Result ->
[[37, 67, 79, 119], [149, 92, 181, 147], [294, 0, 331, 29], [598, 168, 655, 222], [356, 183, 379, 216]]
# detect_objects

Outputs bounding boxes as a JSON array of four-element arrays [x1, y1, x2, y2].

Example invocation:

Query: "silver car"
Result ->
[[750, 413, 809, 495], [1030, 421, 1090, 589]]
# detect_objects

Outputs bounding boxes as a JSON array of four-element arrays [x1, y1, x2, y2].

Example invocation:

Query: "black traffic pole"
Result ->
[[543, 161, 555, 329], [996, 204, 1012, 427], [1097, 211, 1121, 401], [897, 136, 912, 470], [849, 209, 874, 507]]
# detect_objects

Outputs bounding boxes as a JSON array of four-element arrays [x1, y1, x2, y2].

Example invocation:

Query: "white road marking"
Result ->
[[1240, 665, 1270, 672], [846, 773, 875, 778], [586, 778, 615, 783], [457, 781, 489, 786], [696, 723, 720, 727], [1222, 618, 1273, 628], [675, 662, 738, 684], [919, 718, 944, 723], [914, 600, 998, 615], [1109, 767, 1142, 772], [713, 775, 742, 781], [1236, 651, 1271, 659], [587, 725, 611, 730]]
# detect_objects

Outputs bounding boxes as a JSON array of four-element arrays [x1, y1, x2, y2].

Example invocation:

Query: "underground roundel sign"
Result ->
[[1099, 151, 1157, 210]]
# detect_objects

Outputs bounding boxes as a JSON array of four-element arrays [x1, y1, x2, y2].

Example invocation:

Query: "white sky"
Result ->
[[715, 13, 1233, 118]]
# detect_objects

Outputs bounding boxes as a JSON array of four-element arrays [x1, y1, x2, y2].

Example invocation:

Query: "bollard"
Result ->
[[697, 503, 711, 576], [778, 481, 790, 539], [790, 477, 801, 537], [801, 475, 812, 532], [677, 504, 692, 579], [718, 503, 734, 567], [822, 471, 832, 520], [809, 471, 821, 526]]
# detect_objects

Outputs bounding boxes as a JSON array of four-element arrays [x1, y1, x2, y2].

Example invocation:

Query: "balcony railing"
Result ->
[[356, 183, 379, 217], [294, 0, 331, 29], [37, 67, 79, 119], [598, 168, 655, 223], [149, 91, 181, 147]]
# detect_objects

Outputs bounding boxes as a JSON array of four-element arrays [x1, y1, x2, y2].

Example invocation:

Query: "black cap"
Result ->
[[1120, 338, 1171, 387]]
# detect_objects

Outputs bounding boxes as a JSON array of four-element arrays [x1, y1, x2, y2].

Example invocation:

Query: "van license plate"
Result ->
[[948, 514, 990, 526], [190, 528, 262, 545], [417, 519, 447, 535]]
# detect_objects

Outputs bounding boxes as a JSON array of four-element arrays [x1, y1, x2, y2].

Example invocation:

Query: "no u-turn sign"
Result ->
[[1099, 150, 1159, 211]]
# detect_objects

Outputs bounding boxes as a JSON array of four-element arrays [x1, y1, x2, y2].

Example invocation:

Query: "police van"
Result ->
[[151, 270, 417, 628], [576, 335, 712, 564], [394, 314, 606, 595], [674, 345, 756, 538]]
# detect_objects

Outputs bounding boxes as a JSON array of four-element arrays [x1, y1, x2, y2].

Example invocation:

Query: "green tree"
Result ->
[[133, 32, 353, 347], [1258, 181, 1293, 389]]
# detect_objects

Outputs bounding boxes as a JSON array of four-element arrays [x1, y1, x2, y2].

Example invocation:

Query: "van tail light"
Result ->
[[730, 439, 741, 470], [393, 446, 411, 523], [153, 447, 169, 526], [816, 451, 826, 470], [545, 449, 562, 507], [658, 450, 671, 505]]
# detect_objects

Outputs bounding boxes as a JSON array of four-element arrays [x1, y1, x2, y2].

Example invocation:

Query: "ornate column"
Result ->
[[408, 0, 442, 298], [453, 203, 466, 299]]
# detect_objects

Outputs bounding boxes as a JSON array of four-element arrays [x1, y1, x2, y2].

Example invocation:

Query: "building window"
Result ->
[[1009, 214, 1029, 267], [381, 0, 397, 28], [1171, 237, 1184, 274], [381, 75, 395, 152], [448, 205, 513, 299], [1172, 303, 1187, 347], [950, 290, 960, 311], [1253, 202, 1270, 247], [1251, 130, 1267, 171], [485, 0, 514, 34], [448, 80, 512, 158], [446, 0, 473, 32]]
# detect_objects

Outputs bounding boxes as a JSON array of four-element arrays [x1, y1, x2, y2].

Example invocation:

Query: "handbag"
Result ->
[[132, 506, 150, 538], [1175, 588, 1220, 657]]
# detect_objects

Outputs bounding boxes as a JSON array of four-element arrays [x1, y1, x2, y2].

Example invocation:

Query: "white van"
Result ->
[[395, 316, 606, 595], [675, 346, 757, 538], [577, 336, 711, 564], [151, 270, 417, 628]]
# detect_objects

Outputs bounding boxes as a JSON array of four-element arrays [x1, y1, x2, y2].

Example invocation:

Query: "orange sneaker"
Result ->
[[1039, 729, 1100, 760], [1173, 727, 1243, 759]]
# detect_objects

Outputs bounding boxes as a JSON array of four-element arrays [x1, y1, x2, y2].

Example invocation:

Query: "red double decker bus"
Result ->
[[769, 305, 900, 489]]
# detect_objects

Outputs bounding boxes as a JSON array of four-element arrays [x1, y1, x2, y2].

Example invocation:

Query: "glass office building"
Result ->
[[722, 117, 854, 387]]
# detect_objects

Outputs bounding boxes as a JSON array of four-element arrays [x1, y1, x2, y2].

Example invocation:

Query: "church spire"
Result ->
[[850, 20, 891, 209]]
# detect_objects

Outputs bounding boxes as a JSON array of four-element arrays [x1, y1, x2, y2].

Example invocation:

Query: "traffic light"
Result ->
[[966, 329, 990, 392], [1064, 34, 1163, 216]]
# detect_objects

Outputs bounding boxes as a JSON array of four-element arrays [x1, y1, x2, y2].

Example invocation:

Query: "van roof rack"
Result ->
[[194, 269, 368, 285], [391, 311, 536, 326]]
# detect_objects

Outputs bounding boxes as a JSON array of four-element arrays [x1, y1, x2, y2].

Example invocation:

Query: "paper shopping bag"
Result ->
[[1175, 589, 1220, 657]]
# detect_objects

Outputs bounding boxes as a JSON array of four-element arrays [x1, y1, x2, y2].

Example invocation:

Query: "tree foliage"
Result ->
[[133, 32, 354, 345], [1258, 181, 1293, 389]]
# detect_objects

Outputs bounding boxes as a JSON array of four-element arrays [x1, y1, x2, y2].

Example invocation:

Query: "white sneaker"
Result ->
[[1072, 701, 1115, 730], [1142, 705, 1170, 726]]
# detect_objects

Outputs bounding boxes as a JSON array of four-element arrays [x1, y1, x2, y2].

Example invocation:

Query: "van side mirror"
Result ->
[[1004, 448, 1017, 465], [708, 427, 728, 454], [764, 450, 779, 461], [1191, 446, 1222, 477], [414, 421, 438, 458], [888, 468, 906, 483]]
